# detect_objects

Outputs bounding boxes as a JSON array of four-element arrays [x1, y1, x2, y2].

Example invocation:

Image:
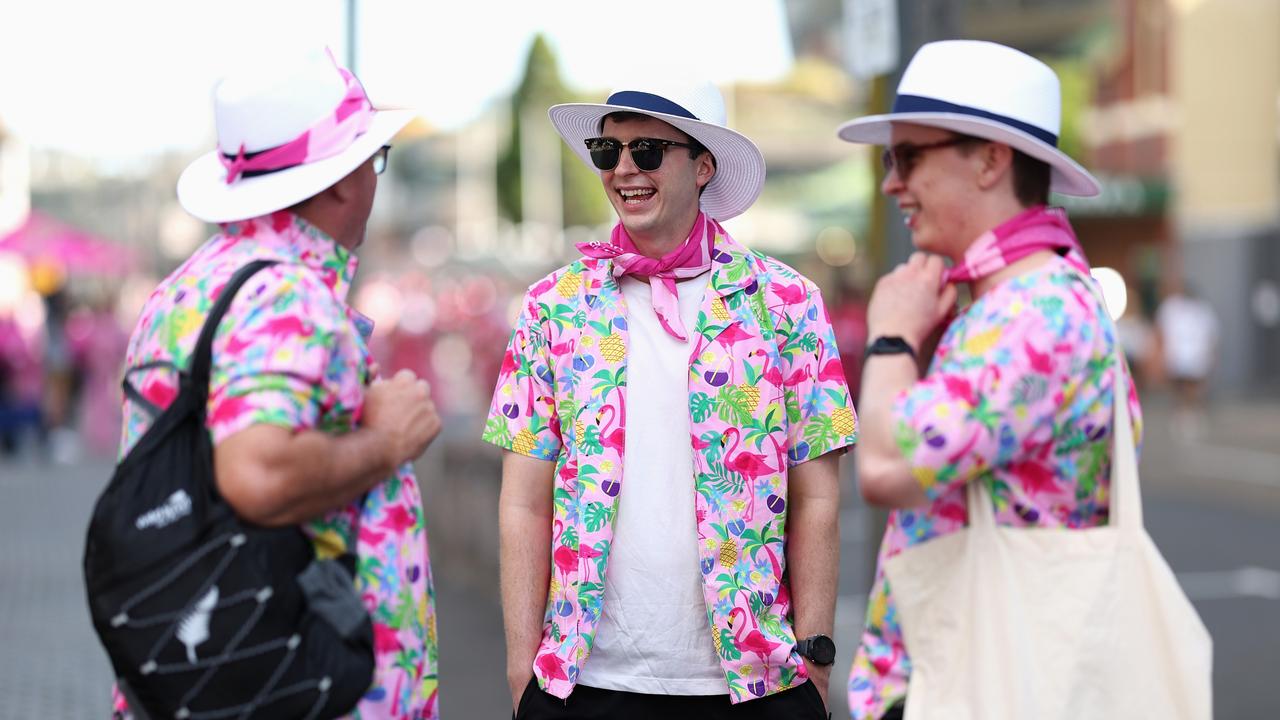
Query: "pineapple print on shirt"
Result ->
[[484, 228, 857, 704]]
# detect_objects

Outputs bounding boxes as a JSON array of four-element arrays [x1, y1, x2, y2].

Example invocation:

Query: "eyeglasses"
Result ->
[[372, 145, 391, 175], [881, 136, 976, 181], [584, 137, 696, 172]]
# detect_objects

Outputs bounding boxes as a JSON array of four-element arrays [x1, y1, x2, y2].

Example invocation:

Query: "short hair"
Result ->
[[954, 134, 1051, 207], [599, 111, 711, 163], [1010, 148, 1051, 207]]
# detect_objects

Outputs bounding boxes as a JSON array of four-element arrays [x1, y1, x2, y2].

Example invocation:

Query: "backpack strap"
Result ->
[[185, 259, 279, 403], [121, 360, 178, 420]]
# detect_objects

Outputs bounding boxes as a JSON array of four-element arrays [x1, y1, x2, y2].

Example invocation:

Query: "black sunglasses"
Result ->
[[584, 137, 695, 172], [881, 136, 977, 180]]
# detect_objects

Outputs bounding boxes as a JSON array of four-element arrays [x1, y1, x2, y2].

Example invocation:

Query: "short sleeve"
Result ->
[[205, 266, 341, 443], [482, 295, 562, 460], [892, 308, 1060, 500], [779, 286, 858, 465]]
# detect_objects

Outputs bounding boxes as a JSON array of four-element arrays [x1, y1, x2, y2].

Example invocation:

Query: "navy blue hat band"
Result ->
[[605, 91, 699, 121], [892, 94, 1058, 147]]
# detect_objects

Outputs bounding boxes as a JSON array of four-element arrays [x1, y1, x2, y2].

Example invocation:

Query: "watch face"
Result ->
[[805, 635, 837, 665]]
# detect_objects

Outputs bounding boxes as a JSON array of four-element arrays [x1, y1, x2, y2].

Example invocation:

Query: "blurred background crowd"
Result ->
[[1, 0, 1277, 717], [3, 0, 1276, 464]]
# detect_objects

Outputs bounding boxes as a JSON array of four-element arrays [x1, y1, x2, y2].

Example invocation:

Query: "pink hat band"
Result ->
[[218, 56, 374, 185]]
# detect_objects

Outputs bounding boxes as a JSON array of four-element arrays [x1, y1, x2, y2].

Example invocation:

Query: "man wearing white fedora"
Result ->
[[484, 80, 857, 718], [114, 48, 443, 719], [836, 40, 1143, 719]]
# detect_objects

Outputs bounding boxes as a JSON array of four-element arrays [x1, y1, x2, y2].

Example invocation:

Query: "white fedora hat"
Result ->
[[177, 47, 413, 224], [837, 40, 1100, 197], [548, 80, 766, 220]]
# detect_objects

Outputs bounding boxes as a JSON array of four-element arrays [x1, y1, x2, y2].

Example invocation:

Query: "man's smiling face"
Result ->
[[599, 114, 715, 250]]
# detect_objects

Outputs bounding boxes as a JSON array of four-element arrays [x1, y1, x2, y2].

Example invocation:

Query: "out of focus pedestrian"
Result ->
[[836, 40, 1142, 719], [112, 47, 442, 719], [1156, 282, 1219, 439]]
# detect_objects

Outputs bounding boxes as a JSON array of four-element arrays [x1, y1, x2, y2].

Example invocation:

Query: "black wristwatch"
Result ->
[[865, 335, 916, 360], [796, 634, 836, 666]]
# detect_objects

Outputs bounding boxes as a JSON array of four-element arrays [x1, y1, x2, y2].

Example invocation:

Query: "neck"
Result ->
[[960, 200, 1056, 298], [626, 211, 700, 259], [294, 204, 357, 251], [951, 196, 1027, 258]]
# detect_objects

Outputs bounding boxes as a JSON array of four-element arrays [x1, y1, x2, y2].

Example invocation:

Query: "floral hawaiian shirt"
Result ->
[[114, 212, 438, 719], [847, 253, 1143, 719], [483, 227, 858, 704]]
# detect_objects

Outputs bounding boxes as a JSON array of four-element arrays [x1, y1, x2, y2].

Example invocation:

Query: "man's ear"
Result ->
[[325, 168, 361, 204], [976, 142, 1014, 191], [695, 151, 716, 190]]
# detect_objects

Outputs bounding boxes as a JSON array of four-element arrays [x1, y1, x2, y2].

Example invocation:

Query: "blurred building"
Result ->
[[1072, 0, 1280, 395], [1170, 0, 1279, 395]]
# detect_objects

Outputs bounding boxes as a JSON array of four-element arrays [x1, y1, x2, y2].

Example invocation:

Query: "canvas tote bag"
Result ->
[[883, 342, 1212, 719]]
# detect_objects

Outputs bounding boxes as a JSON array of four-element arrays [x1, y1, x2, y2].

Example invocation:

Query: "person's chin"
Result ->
[[616, 206, 656, 233], [909, 227, 946, 255]]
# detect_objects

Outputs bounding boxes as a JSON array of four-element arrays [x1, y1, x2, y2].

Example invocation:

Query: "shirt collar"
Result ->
[[581, 220, 760, 300], [220, 211, 359, 301], [705, 225, 760, 298]]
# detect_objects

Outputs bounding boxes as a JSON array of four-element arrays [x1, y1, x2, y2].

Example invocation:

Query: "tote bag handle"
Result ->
[[967, 272, 1142, 531]]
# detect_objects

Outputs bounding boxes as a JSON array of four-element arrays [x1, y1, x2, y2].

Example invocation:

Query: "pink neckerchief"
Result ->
[[945, 205, 1088, 284], [576, 213, 716, 341], [219, 50, 374, 185]]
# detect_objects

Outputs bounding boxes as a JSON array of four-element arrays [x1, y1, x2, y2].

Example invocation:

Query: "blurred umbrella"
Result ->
[[0, 211, 137, 282]]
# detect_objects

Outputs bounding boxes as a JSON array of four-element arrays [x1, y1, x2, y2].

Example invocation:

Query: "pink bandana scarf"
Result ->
[[219, 50, 374, 185], [576, 213, 716, 341], [945, 205, 1088, 284]]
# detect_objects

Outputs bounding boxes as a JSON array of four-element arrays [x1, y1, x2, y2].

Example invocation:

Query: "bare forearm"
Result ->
[[857, 355, 928, 507], [857, 354, 916, 475], [215, 426, 396, 526], [498, 452, 556, 691], [787, 452, 840, 640], [500, 504, 552, 680]]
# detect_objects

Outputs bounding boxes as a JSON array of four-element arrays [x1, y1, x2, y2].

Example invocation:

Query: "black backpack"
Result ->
[[84, 260, 374, 720]]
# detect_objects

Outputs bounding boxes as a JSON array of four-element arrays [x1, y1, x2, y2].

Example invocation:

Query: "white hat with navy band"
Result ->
[[549, 80, 766, 220], [837, 40, 1100, 197]]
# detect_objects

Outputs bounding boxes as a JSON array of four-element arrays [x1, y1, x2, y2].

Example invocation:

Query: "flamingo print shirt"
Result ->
[[115, 213, 438, 720], [483, 227, 858, 703], [846, 254, 1143, 719]]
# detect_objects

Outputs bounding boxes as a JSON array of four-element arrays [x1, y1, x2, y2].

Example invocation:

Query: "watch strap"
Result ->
[[796, 634, 836, 665], [866, 335, 917, 359]]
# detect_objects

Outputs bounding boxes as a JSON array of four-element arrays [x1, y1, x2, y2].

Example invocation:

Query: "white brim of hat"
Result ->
[[177, 109, 414, 224], [548, 103, 766, 220], [837, 113, 1100, 198]]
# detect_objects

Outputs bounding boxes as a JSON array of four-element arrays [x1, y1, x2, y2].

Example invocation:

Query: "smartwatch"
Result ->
[[865, 335, 916, 360], [796, 634, 837, 666]]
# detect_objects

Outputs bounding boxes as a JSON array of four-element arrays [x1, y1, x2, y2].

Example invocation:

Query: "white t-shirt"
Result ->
[[1157, 294, 1219, 379], [577, 272, 727, 695]]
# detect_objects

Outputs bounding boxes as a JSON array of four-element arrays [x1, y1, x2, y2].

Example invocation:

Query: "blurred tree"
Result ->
[[496, 35, 611, 227], [1045, 57, 1092, 167]]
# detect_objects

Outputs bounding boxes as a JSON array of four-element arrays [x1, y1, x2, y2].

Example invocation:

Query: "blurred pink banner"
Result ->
[[0, 211, 137, 276]]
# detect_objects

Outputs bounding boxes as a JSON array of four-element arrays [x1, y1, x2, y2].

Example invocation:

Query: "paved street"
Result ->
[[1, 391, 1277, 718]]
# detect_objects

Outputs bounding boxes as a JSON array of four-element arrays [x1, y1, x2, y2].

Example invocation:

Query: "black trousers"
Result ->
[[881, 701, 905, 720], [514, 678, 830, 720]]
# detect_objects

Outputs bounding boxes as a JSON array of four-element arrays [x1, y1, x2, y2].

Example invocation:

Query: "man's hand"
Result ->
[[508, 667, 532, 713], [805, 658, 832, 709], [215, 369, 439, 527], [867, 252, 958, 351], [363, 369, 442, 466]]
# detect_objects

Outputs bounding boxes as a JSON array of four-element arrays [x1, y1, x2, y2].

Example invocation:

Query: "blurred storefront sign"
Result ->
[[1055, 174, 1169, 217], [843, 0, 899, 79]]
